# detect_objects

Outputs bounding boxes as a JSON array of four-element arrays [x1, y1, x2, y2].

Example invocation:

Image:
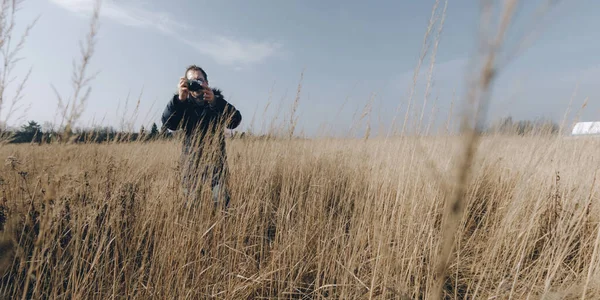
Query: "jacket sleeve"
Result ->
[[161, 94, 187, 131], [210, 89, 242, 130]]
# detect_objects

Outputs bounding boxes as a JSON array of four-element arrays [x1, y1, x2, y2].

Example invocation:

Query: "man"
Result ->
[[161, 65, 242, 209]]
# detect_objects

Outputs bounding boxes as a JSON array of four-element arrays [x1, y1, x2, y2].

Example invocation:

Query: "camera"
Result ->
[[186, 79, 205, 92]]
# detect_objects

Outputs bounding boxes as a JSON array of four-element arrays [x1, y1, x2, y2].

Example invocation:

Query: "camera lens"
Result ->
[[187, 80, 202, 91]]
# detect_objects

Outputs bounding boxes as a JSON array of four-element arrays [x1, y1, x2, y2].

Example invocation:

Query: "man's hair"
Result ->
[[185, 65, 208, 81]]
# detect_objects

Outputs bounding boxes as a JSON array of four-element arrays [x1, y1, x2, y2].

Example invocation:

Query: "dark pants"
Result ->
[[180, 150, 231, 210]]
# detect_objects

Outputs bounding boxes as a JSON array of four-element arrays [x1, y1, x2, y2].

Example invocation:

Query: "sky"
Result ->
[[1, 0, 599, 137]]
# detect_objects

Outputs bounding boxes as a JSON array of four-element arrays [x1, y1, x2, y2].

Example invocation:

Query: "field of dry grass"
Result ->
[[1, 135, 599, 299], [2, 0, 599, 298]]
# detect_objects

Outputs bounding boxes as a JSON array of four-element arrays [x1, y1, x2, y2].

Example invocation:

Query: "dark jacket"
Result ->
[[161, 88, 241, 185]]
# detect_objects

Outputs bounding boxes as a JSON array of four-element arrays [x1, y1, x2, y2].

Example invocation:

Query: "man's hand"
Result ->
[[178, 77, 189, 101], [202, 81, 215, 104]]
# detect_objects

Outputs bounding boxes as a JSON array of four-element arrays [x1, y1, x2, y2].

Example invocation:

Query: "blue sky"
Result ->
[[2, 0, 599, 136]]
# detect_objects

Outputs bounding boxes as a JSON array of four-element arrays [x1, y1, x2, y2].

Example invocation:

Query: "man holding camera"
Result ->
[[161, 65, 242, 209]]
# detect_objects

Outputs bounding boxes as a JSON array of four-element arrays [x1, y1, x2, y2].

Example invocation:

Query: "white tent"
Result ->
[[572, 122, 600, 135]]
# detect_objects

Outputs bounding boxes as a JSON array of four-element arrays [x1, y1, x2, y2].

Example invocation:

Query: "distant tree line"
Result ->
[[0, 121, 177, 144], [1, 117, 561, 144], [0, 120, 260, 144], [486, 117, 560, 136]]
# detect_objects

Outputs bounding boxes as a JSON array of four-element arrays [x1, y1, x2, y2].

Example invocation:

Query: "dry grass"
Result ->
[[0, 135, 599, 299], [2, 0, 598, 299]]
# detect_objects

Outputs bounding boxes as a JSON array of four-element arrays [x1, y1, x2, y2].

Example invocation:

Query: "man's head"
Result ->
[[185, 65, 208, 98]]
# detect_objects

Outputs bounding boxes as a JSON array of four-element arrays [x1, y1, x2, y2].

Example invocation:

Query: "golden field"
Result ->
[[1, 135, 599, 299]]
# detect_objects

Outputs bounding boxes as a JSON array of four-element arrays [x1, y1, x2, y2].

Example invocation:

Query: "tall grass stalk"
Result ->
[[1, 0, 598, 299]]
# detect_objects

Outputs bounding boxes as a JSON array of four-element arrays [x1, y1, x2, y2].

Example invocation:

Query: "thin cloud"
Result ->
[[50, 0, 282, 66], [180, 36, 283, 66]]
